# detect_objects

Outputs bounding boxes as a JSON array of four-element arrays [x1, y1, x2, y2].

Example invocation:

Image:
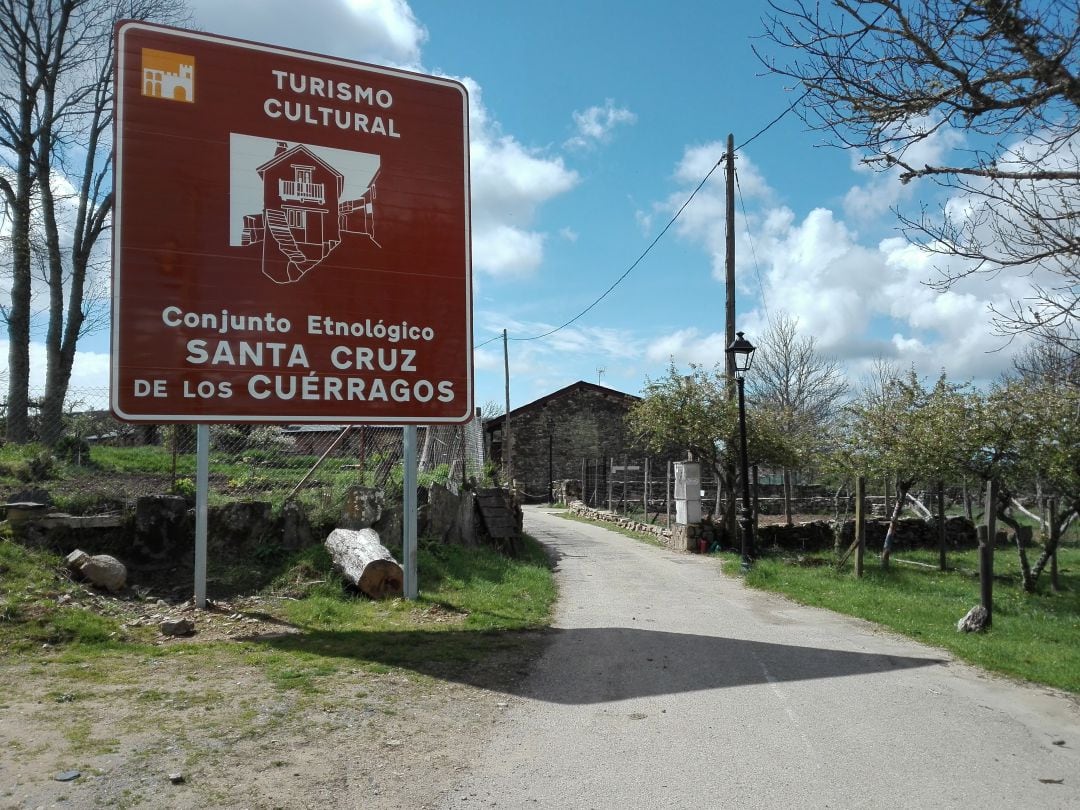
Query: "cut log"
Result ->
[[325, 528, 403, 599]]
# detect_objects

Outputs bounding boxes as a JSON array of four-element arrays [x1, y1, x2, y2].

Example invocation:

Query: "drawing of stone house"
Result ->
[[241, 141, 379, 283]]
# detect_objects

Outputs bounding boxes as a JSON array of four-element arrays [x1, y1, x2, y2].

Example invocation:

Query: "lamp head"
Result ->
[[726, 331, 756, 379]]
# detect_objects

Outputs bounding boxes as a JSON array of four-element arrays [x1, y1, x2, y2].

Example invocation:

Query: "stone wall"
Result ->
[[835, 515, 978, 550], [568, 501, 672, 546], [568, 500, 980, 556], [497, 385, 653, 502]]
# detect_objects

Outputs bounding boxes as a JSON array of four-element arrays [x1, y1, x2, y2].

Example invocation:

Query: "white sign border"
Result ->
[[111, 21, 473, 424]]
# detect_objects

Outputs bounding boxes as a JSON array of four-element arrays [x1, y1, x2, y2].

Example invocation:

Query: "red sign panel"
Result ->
[[112, 22, 472, 423]]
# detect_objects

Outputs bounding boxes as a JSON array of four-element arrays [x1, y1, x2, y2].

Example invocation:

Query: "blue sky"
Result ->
[[48, 0, 1036, 412]]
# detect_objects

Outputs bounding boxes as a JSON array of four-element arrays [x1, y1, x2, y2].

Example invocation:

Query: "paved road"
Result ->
[[439, 506, 1080, 809]]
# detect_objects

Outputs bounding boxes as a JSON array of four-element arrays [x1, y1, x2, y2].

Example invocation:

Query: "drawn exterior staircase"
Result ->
[[264, 209, 319, 280]]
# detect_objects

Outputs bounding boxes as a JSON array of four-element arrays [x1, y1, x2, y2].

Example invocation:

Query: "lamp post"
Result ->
[[726, 331, 757, 571]]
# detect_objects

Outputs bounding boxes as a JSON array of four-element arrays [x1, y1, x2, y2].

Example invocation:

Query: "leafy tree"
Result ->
[[972, 374, 1080, 591], [748, 312, 848, 523], [628, 361, 796, 526], [847, 367, 980, 568], [758, 0, 1080, 353], [0, 0, 188, 445]]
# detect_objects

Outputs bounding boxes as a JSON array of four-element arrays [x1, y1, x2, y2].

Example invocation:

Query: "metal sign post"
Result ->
[[194, 424, 209, 608], [403, 426, 418, 599]]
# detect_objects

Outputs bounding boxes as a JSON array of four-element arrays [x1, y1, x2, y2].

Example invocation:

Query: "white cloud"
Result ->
[[659, 138, 1034, 386], [188, 0, 427, 68], [442, 77, 578, 278], [2, 341, 111, 396], [645, 327, 727, 367], [644, 143, 776, 282], [565, 100, 636, 150], [471, 225, 545, 277], [842, 118, 964, 222]]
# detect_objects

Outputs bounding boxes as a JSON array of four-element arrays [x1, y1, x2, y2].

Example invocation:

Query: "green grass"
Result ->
[[0, 532, 558, 695], [241, 537, 558, 690], [0, 537, 136, 651], [730, 542, 1080, 693]]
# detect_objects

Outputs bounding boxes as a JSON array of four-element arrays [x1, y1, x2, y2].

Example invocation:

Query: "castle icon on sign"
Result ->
[[141, 48, 194, 102]]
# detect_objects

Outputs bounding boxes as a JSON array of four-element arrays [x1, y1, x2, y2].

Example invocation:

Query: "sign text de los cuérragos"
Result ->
[[112, 22, 473, 423]]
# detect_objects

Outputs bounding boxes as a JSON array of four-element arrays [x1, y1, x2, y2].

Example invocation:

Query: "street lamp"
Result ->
[[726, 331, 756, 571]]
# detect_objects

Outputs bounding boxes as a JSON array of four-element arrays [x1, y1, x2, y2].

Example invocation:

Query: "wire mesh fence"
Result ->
[[8, 387, 485, 511], [577, 458, 868, 527], [579, 458, 729, 524]]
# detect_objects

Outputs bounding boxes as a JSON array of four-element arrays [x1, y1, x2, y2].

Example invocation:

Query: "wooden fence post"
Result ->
[[855, 476, 866, 578], [937, 480, 947, 571], [666, 461, 672, 529], [643, 458, 650, 520], [980, 479, 996, 627]]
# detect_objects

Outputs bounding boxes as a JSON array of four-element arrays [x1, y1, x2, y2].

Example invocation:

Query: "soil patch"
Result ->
[[0, 589, 543, 809]]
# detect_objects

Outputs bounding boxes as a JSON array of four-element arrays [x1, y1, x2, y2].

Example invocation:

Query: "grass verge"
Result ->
[[0, 533, 558, 694], [728, 544, 1080, 694]]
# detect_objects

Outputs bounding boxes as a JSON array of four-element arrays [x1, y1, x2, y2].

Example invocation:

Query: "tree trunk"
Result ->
[[4, 157, 33, 443], [880, 478, 913, 570], [783, 467, 793, 526], [325, 528, 403, 599]]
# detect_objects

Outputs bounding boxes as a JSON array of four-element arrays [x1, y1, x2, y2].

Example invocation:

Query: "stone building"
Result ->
[[483, 381, 656, 503]]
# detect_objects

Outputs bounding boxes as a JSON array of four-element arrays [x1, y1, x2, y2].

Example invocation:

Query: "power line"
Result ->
[[471, 91, 811, 350], [734, 88, 810, 153], [734, 164, 770, 323], [510, 158, 724, 343]]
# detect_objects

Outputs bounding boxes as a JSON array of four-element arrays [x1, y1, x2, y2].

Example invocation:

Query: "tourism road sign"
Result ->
[[112, 22, 472, 422]]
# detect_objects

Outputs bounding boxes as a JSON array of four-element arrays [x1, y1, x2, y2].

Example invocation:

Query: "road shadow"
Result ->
[[253, 626, 943, 704]]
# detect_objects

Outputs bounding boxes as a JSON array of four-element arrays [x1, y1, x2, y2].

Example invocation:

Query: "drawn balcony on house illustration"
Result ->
[[278, 178, 325, 204]]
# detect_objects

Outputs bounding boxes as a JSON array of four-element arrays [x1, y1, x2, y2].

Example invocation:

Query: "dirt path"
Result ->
[[0, 603, 536, 809]]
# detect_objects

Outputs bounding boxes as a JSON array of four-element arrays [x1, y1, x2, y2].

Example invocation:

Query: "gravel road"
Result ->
[[437, 506, 1080, 809]]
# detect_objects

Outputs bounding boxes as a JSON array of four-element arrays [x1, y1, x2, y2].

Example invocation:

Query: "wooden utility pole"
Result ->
[[502, 328, 512, 485], [724, 133, 736, 384], [723, 132, 738, 543]]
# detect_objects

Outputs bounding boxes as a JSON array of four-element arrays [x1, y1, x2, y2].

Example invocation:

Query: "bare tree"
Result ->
[[1012, 331, 1080, 386], [757, 0, 1080, 353], [748, 312, 848, 523], [0, 0, 188, 444]]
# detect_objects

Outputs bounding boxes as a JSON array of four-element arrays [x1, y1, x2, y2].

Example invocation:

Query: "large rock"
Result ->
[[67, 548, 127, 593], [133, 496, 190, 561], [426, 484, 462, 542], [281, 500, 314, 549], [957, 605, 990, 633], [6, 487, 53, 506], [341, 486, 384, 529], [208, 500, 273, 555]]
